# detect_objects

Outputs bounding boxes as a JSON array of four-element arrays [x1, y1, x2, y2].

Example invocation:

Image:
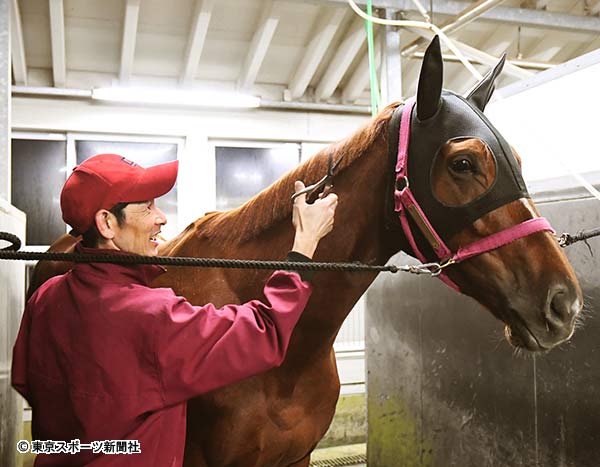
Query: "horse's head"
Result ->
[[392, 36, 582, 352]]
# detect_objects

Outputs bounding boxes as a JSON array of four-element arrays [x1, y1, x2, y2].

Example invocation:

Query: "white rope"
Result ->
[[346, 0, 483, 80], [408, 0, 431, 22]]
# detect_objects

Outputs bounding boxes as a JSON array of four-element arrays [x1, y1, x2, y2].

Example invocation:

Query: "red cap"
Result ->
[[60, 153, 179, 234]]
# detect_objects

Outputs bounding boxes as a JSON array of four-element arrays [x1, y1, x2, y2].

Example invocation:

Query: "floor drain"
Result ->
[[310, 453, 367, 467]]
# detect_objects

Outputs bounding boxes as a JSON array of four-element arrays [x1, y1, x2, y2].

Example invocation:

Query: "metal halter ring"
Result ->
[[426, 258, 456, 277], [405, 257, 455, 276], [395, 176, 409, 192]]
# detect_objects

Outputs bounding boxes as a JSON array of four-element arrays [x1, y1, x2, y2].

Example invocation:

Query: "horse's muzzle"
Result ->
[[505, 282, 582, 351]]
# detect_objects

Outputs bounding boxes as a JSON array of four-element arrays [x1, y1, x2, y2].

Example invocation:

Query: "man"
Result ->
[[11, 153, 338, 466]]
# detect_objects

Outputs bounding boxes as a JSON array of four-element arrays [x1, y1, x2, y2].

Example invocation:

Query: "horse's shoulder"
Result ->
[[47, 233, 79, 253], [27, 234, 78, 299]]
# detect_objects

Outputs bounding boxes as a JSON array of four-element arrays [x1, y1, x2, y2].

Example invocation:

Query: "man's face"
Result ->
[[112, 200, 166, 256]]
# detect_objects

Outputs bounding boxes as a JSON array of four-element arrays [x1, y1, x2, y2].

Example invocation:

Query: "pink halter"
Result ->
[[394, 98, 554, 291]]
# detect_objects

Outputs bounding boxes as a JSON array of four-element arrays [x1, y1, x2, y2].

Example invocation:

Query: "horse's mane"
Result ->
[[182, 102, 400, 245]]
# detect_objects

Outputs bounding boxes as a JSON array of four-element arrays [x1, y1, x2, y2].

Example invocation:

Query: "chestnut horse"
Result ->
[[28, 38, 582, 466]]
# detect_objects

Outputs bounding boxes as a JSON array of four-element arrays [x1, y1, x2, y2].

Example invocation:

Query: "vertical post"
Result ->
[[381, 8, 403, 104], [1, 5, 26, 467], [0, 0, 9, 202]]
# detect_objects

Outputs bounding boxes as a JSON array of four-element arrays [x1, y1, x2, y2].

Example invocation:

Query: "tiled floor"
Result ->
[[310, 443, 366, 467]]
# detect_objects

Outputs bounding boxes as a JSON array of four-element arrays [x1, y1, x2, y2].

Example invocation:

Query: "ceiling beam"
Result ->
[[181, 0, 215, 85], [10, 0, 27, 85], [48, 0, 66, 87], [119, 0, 141, 83], [441, 27, 512, 92], [410, 51, 555, 70], [401, 0, 507, 58], [238, 0, 280, 90], [315, 19, 366, 101], [586, 0, 600, 16], [408, 27, 533, 80], [547, 39, 583, 64], [520, 0, 549, 10], [288, 0, 600, 34], [524, 36, 563, 62], [477, 25, 512, 57], [287, 7, 346, 100], [572, 34, 600, 57], [342, 35, 382, 103]]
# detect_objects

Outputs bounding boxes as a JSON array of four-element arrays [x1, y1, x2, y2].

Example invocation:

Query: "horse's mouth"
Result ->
[[504, 315, 548, 352]]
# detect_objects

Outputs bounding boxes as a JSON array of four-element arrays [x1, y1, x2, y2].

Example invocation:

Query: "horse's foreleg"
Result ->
[[182, 443, 208, 467], [287, 454, 310, 467]]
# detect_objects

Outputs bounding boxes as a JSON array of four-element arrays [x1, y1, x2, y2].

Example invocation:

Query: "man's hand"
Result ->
[[291, 181, 338, 259]]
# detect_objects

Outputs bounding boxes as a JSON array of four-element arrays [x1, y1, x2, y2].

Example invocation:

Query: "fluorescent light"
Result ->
[[91, 87, 261, 108]]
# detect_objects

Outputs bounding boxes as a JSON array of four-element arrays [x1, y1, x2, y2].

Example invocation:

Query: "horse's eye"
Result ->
[[450, 158, 473, 173]]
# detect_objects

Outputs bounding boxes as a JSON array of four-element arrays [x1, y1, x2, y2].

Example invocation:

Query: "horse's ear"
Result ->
[[416, 35, 443, 121], [466, 54, 506, 111]]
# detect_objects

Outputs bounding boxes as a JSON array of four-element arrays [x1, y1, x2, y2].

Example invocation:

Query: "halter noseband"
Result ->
[[394, 98, 555, 291]]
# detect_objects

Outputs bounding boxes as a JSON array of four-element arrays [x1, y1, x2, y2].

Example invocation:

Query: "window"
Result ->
[[11, 133, 182, 246], [215, 143, 301, 210], [75, 139, 179, 238], [11, 137, 68, 245]]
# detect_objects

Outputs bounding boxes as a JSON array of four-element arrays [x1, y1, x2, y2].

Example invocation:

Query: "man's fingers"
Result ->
[[317, 192, 338, 206], [294, 181, 307, 204]]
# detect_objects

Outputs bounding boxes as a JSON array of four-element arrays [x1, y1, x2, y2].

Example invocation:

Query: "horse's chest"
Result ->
[[190, 357, 340, 466]]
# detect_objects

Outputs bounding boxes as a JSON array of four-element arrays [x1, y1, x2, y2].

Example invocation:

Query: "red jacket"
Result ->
[[11, 246, 312, 466]]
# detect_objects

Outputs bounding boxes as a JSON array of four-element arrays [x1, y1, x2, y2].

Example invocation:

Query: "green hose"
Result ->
[[365, 0, 381, 116]]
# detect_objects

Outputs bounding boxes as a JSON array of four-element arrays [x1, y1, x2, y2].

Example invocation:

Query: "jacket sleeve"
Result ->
[[154, 270, 312, 406], [11, 305, 31, 403]]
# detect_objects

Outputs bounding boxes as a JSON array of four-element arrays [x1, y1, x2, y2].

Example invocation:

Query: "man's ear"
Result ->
[[94, 209, 117, 240]]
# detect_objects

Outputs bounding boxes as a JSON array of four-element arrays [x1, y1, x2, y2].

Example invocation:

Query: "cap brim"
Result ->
[[122, 160, 179, 202]]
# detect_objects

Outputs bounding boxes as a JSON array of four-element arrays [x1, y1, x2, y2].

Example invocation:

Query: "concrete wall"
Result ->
[[365, 196, 600, 467], [317, 393, 366, 449], [0, 200, 26, 467]]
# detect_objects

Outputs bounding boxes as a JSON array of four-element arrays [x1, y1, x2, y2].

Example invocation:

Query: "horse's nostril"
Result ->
[[545, 287, 574, 331]]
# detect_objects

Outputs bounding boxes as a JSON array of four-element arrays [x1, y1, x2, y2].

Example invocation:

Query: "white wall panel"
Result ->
[[487, 50, 600, 183]]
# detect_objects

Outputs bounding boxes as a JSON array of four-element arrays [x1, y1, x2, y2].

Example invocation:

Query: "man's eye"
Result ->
[[450, 158, 473, 173]]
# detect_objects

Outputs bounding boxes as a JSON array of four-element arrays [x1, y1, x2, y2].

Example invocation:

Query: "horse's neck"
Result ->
[[255, 136, 396, 351], [162, 132, 397, 353]]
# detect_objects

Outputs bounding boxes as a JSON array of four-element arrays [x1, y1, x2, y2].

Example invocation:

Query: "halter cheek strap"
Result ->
[[394, 98, 555, 292]]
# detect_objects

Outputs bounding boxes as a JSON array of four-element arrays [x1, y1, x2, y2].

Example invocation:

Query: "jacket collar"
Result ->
[[73, 243, 166, 286]]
